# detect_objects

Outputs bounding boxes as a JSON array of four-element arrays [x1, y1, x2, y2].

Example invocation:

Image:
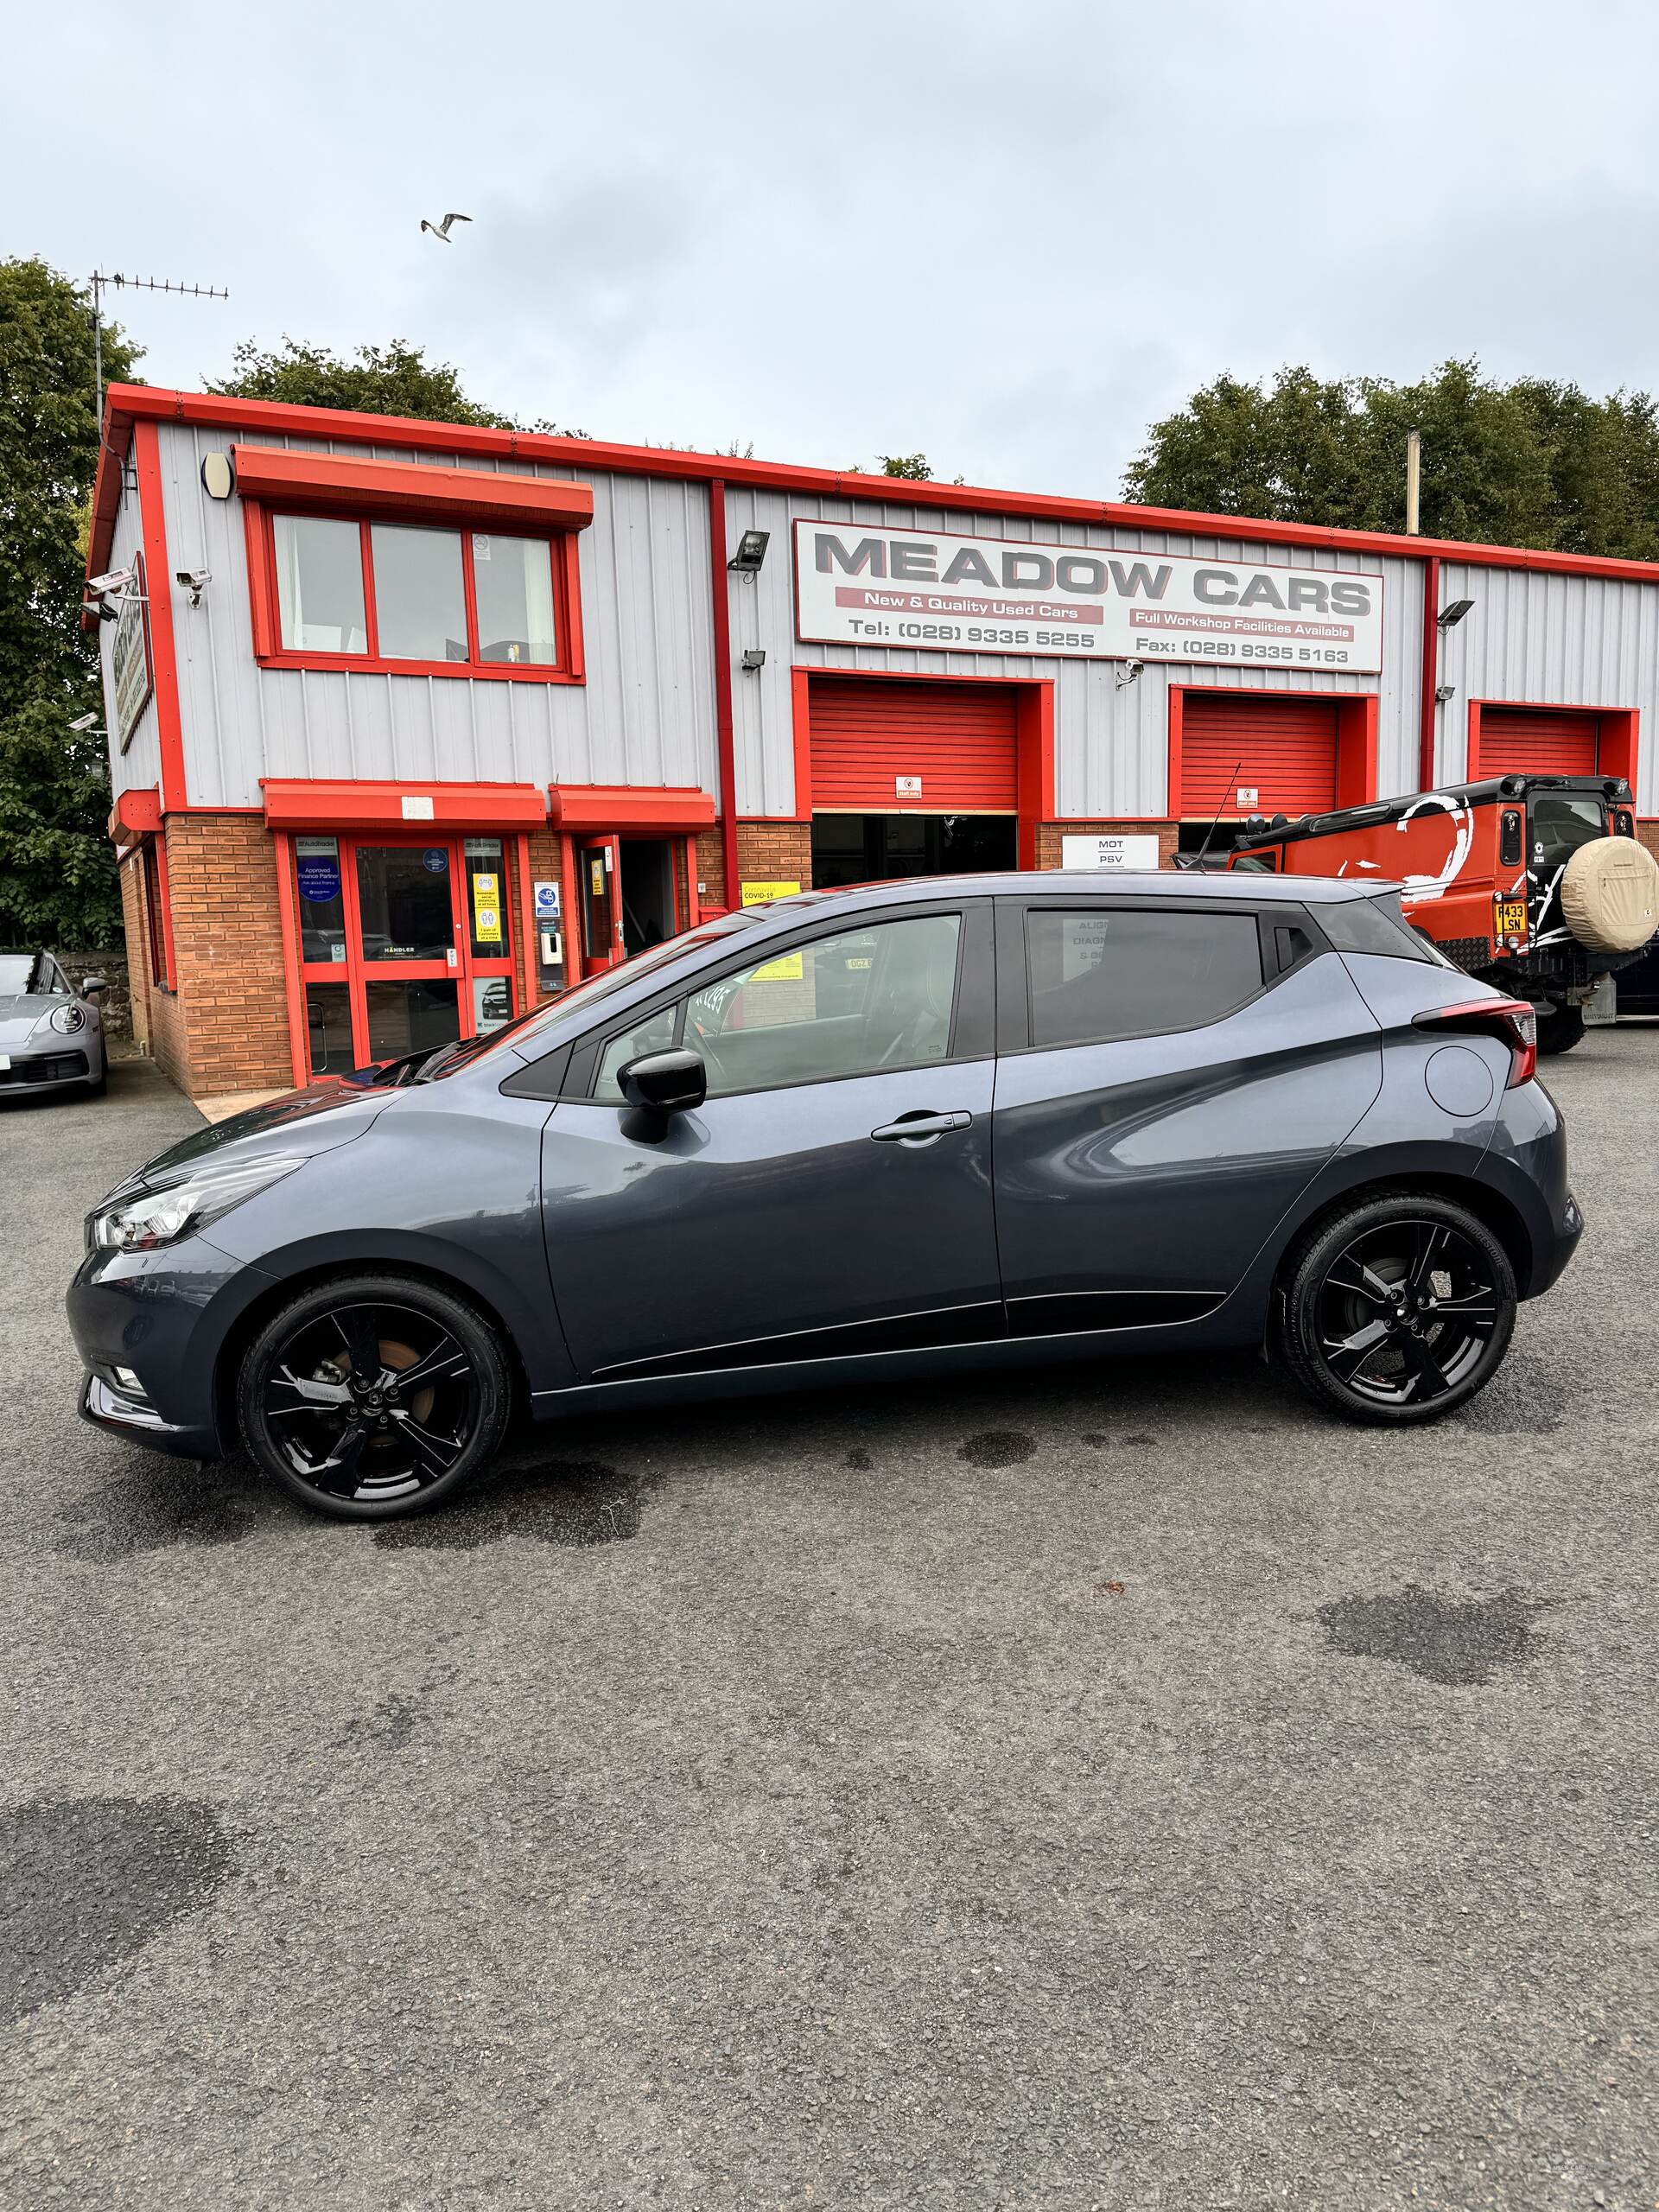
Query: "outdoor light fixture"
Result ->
[[200, 451, 235, 500], [741, 648, 766, 672], [1435, 683, 1457, 703], [728, 530, 770, 574], [1438, 598, 1475, 629], [175, 569, 212, 607], [68, 711, 103, 733], [1116, 659, 1144, 689], [83, 598, 121, 626]]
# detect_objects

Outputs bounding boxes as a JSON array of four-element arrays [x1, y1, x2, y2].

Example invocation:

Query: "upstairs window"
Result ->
[[266, 514, 569, 677]]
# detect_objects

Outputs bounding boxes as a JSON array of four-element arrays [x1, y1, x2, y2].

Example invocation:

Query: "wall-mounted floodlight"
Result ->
[[1115, 658, 1144, 690], [68, 711, 104, 733], [175, 569, 212, 607], [200, 451, 235, 501], [741, 648, 766, 672], [83, 597, 121, 625], [728, 529, 770, 574], [1434, 683, 1457, 703], [1437, 598, 1474, 629]]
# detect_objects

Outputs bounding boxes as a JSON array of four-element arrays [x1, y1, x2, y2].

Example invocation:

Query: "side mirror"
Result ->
[[80, 975, 107, 998], [619, 1047, 706, 1115]]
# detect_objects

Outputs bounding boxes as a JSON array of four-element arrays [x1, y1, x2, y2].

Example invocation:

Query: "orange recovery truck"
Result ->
[[1225, 772, 1659, 1053]]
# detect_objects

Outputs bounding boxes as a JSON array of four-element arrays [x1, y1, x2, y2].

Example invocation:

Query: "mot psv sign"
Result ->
[[793, 520, 1385, 674]]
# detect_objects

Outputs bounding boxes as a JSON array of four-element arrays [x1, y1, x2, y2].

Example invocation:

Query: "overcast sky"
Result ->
[[10, 0, 1659, 495]]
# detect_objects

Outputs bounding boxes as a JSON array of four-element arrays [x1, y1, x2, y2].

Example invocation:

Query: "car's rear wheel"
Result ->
[[237, 1274, 512, 1519], [1536, 1001, 1586, 1055], [1274, 1194, 1516, 1426]]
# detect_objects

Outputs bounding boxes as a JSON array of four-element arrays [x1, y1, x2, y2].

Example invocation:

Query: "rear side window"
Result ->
[[1321, 893, 1452, 966], [1027, 909, 1263, 1048]]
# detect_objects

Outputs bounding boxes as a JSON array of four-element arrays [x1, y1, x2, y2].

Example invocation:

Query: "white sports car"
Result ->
[[0, 952, 109, 1099]]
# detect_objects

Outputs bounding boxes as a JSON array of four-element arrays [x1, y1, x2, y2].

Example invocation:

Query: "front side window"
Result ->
[[1027, 908, 1262, 1048], [594, 1007, 678, 1100], [269, 515, 563, 673], [274, 516, 367, 652], [680, 912, 963, 1096]]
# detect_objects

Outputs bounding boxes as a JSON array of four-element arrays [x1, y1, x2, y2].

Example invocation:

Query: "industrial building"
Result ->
[[87, 383, 1659, 1095]]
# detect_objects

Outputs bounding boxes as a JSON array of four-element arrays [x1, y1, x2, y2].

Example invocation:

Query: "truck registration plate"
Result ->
[[1493, 899, 1528, 938]]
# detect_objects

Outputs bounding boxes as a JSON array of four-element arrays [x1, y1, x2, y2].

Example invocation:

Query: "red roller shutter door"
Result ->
[[1180, 693, 1340, 817], [810, 678, 1018, 811], [1472, 708, 1599, 779]]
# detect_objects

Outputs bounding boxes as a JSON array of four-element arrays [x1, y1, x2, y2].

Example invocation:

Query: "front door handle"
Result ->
[[869, 1109, 972, 1145]]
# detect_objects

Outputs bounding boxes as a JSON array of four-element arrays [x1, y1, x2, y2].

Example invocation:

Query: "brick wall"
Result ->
[[162, 814, 294, 1095], [735, 821, 812, 893], [692, 831, 726, 916], [1637, 821, 1659, 867]]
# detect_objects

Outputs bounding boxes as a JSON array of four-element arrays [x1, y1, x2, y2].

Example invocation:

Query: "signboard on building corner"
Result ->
[[111, 551, 153, 751], [793, 520, 1385, 673]]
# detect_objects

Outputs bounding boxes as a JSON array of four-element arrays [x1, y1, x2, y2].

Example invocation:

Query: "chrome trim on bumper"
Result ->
[[81, 1370, 182, 1435]]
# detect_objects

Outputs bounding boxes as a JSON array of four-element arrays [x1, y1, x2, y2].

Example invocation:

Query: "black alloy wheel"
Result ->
[[238, 1274, 511, 1518], [1274, 1194, 1516, 1425]]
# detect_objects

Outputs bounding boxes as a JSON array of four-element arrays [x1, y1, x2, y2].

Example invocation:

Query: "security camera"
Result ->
[[1115, 658, 1145, 689], [68, 711, 102, 732], [176, 568, 212, 607], [86, 568, 136, 596]]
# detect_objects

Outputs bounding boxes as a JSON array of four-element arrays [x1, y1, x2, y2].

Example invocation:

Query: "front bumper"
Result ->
[[67, 1232, 277, 1460], [0, 1046, 95, 1094]]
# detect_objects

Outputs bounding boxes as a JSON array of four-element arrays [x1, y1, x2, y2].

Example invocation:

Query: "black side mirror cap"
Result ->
[[619, 1047, 706, 1115]]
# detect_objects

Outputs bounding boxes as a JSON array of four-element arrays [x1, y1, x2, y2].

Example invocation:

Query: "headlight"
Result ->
[[89, 1154, 303, 1253], [47, 1003, 86, 1034]]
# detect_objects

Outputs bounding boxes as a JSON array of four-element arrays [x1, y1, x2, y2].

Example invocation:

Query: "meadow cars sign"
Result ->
[[794, 521, 1385, 673]]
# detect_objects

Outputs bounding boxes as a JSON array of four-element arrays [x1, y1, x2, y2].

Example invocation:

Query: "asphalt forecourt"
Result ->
[[2, 1044, 1652, 2209]]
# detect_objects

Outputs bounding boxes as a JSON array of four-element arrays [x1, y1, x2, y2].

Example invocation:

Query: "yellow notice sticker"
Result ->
[[741, 880, 803, 979], [473, 871, 502, 944]]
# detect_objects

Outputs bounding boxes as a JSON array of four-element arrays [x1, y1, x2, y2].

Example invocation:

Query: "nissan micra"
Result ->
[[69, 873, 1582, 1520]]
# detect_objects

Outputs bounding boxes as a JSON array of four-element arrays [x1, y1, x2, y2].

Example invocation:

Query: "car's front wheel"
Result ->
[[238, 1274, 512, 1519], [1274, 1193, 1516, 1425]]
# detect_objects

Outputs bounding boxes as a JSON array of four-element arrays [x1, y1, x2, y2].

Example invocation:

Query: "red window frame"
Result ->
[[245, 505, 584, 685]]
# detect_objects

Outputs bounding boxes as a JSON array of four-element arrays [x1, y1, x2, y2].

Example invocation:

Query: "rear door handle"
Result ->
[[869, 1110, 973, 1144]]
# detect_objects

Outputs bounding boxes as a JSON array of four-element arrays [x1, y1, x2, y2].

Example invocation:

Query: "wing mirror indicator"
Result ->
[[619, 1048, 707, 1116], [1414, 997, 1536, 1088]]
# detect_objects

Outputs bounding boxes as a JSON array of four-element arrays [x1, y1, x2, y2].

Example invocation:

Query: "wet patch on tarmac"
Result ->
[[1317, 1584, 1557, 1687], [1453, 1350, 1567, 1435], [843, 1447, 874, 1471], [0, 1795, 234, 2024], [373, 1459, 658, 1551], [341, 1694, 421, 1750], [54, 1464, 266, 1562], [957, 1431, 1036, 1468]]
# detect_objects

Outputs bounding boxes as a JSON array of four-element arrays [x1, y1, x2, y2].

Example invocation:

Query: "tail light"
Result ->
[[1414, 997, 1537, 1088]]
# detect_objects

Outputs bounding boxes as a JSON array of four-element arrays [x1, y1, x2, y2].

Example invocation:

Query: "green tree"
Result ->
[[877, 452, 934, 480], [208, 335, 589, 435], [0, 690, 123, 946], [1122, 359, 1659, 557], [0, 257, 139, 949]]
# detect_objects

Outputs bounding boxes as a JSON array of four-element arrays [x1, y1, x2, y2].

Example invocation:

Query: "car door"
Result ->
[[542, 901, 1001, 1382], [991, 895, 1382, 1332]]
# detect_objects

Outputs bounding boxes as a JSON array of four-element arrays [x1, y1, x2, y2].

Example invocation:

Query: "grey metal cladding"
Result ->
[[153, 421, 718, 810], [1436, 560, 1659, 810], [726, 484, 1424, 819]]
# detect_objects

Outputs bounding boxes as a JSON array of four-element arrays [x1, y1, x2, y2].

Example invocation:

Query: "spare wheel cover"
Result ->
[[1558, 835, 1659, 954]]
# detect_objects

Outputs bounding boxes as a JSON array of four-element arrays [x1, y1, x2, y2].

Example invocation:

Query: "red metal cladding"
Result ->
[[1180, 693, 1340, 818], [1472, 708, 1600, 779], [809, 677, 1019, 812]]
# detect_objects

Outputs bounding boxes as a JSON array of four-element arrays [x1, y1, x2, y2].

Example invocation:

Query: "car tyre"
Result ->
[[1535, 1001, 1586, 1055], [237, 1273, 512, 1520], [1274, 1192, 1516, 1426]]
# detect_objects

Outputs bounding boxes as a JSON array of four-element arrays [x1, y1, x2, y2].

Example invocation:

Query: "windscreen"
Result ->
[[0, 954, 38, 995]]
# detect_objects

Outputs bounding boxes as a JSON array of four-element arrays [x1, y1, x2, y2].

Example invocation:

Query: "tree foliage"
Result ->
[[1122, 360, 1659, 558], [209, 335, 517, 428], [0, 257, 139, 949]]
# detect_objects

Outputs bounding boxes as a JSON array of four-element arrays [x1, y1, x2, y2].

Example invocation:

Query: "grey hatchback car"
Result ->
[[69, 873, 1581, 1520]]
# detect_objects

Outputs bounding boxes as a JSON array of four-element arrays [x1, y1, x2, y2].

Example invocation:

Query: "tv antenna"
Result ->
[[91, 269, 230, 438]]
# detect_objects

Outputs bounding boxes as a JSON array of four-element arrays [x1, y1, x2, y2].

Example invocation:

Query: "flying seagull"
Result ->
[[420, 213, 472, 243]]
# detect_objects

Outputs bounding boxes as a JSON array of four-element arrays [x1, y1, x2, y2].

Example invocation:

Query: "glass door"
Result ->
[[578, 834, 624, 969], [291, 834, 520, 1077]]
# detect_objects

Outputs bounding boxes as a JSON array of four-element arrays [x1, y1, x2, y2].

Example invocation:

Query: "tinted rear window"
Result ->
[[1321, 893, 1452, 965], [1027, 909, 1263, 1047]]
